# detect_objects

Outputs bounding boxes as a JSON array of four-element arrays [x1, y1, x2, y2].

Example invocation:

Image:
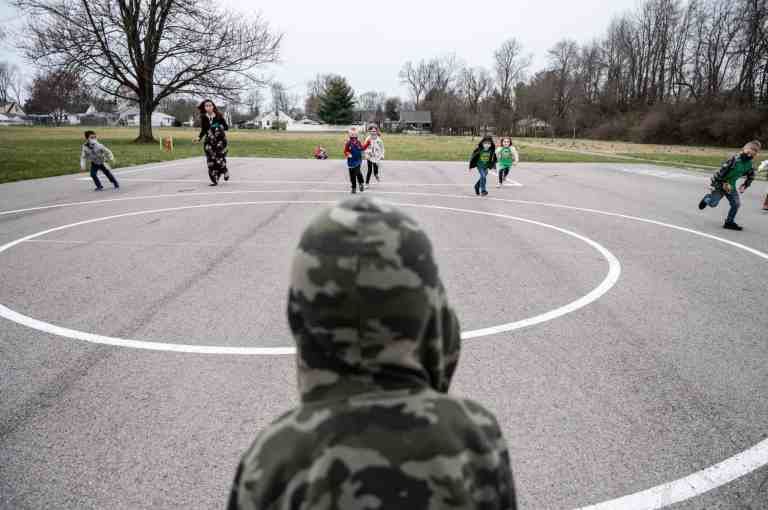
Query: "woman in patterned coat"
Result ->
[[194, 99, 229, 186]]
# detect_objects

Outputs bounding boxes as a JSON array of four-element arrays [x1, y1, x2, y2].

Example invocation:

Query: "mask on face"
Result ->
[[88, 138, 97, 145], [483, 143, 491, 150]]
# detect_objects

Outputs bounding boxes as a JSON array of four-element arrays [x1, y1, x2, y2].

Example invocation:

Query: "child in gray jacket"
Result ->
[[80, 130, 119, 191]]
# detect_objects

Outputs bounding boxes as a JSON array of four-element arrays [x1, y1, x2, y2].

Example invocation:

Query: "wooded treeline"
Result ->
[[400, 0, 768, 145]]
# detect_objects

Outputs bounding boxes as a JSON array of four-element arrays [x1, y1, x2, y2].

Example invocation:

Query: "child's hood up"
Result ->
[[287, 196, 461, 403]]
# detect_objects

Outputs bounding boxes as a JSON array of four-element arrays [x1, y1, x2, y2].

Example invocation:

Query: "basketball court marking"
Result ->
[[2, 188, 768, 509], [0, 200, 619, 353]]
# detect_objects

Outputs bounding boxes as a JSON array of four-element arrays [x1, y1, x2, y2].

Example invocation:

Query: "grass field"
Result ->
[[519, 137, 740, 169], [0, 126, 755, 184]]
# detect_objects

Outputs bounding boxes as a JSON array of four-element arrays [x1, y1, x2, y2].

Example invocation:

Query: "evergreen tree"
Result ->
[[318, 76, 355, 125]]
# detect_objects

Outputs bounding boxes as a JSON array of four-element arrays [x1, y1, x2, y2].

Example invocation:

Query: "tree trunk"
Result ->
[[135, 99, 156, 143]]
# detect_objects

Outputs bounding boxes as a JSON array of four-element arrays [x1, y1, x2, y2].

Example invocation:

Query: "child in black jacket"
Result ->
[[469, 136, 497, 196]]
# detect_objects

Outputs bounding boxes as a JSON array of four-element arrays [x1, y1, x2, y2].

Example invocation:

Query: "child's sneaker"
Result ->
[[351, 188, 357, 194], [223, 171, 230, 181], [94, 187, 104, 192], [481, 191, 489, 196], [375, 175, 380, 182], [723, 221, 743, 231], [360, 184, 365, 192], [698, 198, 707, 210], [113, 186, 120, 192]]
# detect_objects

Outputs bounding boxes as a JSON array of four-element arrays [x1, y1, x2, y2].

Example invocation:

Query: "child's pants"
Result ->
[[348, 166, 364, 190], [763, 193, 768, 210], [91, 163, 119, 189], [704, 189, 740, 223], [499, 167, 511, 183], [475, 168, 488, 194], [366, 161, 379, 183]]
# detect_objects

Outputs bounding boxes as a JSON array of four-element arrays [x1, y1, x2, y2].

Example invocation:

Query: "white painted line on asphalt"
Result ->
[[617, 167, 706, 182], [97, 177, 525, 188], [487, 169, 524, 187], [0, 200, 618, 352], [0, 188, 526, 218], [2, 190, 768, 509], [577, 437, 768, 510], [2, 190, 767, 509], [75, 159, 200, 180]]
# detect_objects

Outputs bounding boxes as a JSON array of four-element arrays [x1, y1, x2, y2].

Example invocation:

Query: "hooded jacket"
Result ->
[[469, 137, 497, 170], [197, 113, 229, 141], [80, 140, 115, 171], [364, 135, 385, 163], [710, 153, 756, 191], [228, 197, 516, 510], [344, 137, 371, 168]]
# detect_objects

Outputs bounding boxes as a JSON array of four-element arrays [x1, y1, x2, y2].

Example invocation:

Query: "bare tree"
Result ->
[[548, 39, 581, 119], [494, 38, 531, 107], [459, 66, 492, 133], [271, 82, 290, 115], [245, 89, 263, 117], [14, 0, 281, 141], [305, 74, 334, 118], [0, 62, 17, 103], [399, 60, 433, 107], [426, 54, 460, 97], [460, 67, 492, 110], [357, 90, 385, 111]]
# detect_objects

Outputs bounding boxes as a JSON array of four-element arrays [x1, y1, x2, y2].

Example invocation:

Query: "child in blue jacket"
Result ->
[[343, 128, 371, 193]]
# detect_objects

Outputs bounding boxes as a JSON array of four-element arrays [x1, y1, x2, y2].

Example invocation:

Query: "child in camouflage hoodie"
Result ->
[[228, 196, 517, 510]]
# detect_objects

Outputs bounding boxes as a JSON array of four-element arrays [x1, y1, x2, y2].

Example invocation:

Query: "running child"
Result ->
[[344, 128, 370, 194], [80, 130, 119, 191], [364, 126, 385, 184], [496, 136, 519, 187], [194, 99, 229, 186], [469, 136, 496, 196], [698, 140, 760, 230]]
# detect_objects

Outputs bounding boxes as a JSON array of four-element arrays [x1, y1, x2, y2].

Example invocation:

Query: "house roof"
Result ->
[[257, 111, 293, 122], [1, 102, 26, 115], [399, 111, 431, 123]]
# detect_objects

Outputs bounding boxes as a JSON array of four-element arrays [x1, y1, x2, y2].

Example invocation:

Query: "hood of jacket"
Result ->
[[287, 196, 461, 403]]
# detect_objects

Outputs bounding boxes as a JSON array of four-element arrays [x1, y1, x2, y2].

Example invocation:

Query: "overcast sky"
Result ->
[[1, 0, 643, 101]]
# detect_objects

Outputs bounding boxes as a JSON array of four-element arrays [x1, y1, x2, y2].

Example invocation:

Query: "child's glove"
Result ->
[[723, 182, 733, 193]]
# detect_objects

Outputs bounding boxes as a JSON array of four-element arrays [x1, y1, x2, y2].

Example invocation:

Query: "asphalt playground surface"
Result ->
[[1, 156, 767, 510]]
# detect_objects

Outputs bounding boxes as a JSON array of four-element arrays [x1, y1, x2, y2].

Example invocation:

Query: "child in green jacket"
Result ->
[[698, 140, 760, 230], [495, 137, 519, 187]]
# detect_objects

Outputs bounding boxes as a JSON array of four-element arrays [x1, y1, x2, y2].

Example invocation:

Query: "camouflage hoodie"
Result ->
[[228, 197, 516, 510]]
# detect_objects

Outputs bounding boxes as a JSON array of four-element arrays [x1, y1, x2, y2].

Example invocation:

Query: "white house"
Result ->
[[253, 111, 294, 129], [0, 102, 25, 116], [49, 109, 81, 125], [0, 113, 15, 126], [119, 108, 176, 127]]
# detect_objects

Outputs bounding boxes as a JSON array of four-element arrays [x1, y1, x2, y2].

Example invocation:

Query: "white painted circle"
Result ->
[[2, 188, 768, 509], [0, 200, 620, 354]]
